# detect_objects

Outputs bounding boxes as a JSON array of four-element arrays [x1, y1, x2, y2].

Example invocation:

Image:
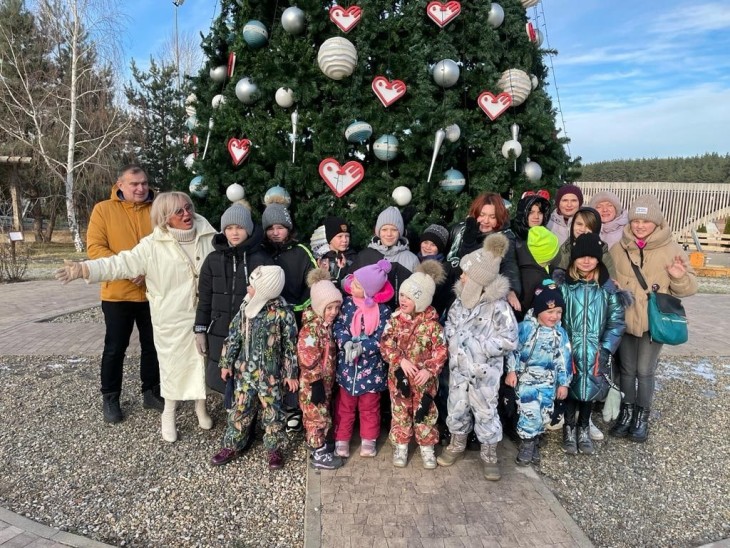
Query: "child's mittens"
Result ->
[[310, 379, 326, 405], [414, 393, 434, 423], [602, 386, 621, 422], [343, 341, 354, 364], [394, 367, 411, 397], [598, 348, 611, 372]]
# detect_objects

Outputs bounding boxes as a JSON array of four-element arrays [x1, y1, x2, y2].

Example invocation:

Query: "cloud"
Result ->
[[652, 3, 730, 35]]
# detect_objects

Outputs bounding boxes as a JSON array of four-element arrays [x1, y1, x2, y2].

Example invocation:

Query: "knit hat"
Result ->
[[399, 260, 446, 313], [588, 190, 623, 215], [262, 203, 293, 231], [243, 265, 285, 319], [353, 259, 393, 305], [309, 225, 330, 260], [555, 184, 584, 208], [220, 204, 254, 235], [420, 224, 449, 255], [324, 216, 350, 244], [459, 232, 508, 309], [570, 232, 604, 263], [375, 206, 404, 236], [527, 226, 559, 265], [307, 268, 343, 318], [628, 194, 665, 227], [532, 280, 565, 317]]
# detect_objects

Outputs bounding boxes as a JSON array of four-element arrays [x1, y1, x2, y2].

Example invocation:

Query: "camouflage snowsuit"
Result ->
[[380, 306, 448, 446], [218, 298, 298, 452], [444, 277, 518, 445], [296, 308, 337, 449], [507, 313, 572, 439]]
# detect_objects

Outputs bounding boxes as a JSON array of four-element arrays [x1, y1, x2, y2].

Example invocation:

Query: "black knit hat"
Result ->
[[420, 224, 449, 255], [324, 216, 349, 243], [532, 281, 565, 316], [570, 233, 604, 263]]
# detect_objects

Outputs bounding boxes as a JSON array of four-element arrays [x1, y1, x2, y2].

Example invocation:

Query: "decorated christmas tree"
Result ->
[[185, 0, 577, 244]]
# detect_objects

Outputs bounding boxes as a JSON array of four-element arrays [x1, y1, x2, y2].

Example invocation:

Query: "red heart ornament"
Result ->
[[228, 138, 251, 166], [477, 91, 513, 121], [426, 1, 461, 28], [329, 5, 363, 33], [372, 76, 407, 107], [319, 158, 365, 198], [526, 22, 538, 43]]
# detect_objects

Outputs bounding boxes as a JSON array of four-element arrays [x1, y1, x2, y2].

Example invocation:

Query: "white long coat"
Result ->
[[85, 215, 216, 400]]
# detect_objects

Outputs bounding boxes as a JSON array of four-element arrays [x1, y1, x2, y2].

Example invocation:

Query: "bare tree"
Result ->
[[155, 28, 205, 83]]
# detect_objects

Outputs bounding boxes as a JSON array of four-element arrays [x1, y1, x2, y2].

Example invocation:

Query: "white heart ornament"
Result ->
[[477, 91, 513, 121], [228, 138, 251, 166], [426, 1, 461, 28], [329, 5, 363, 33], [372, 76, 407, 107], [318, 158, 365, 198]]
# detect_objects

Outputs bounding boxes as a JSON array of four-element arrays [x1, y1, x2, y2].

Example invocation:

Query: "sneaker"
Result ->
[[211, 448, 238, 467], [360, 439, 377, 457], [142, 387, 164, 412], [311, 446, 344, 470], [577, 426, 594, 455], [334, 441, 350, 458], [392, 443, 408, 467], [285, 410, 303, 433], [268, 450, 284, 469], [420, 445, 437, 470], [515, 439, 535, 467], [562, 425, 578, 455], [589, 418, 604, 441]]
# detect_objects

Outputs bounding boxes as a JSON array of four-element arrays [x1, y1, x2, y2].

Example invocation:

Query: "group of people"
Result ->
[[55, 167, 697, 480]]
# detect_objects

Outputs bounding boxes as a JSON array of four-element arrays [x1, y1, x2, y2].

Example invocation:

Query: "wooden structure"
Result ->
[[1, 155, 33, 260]]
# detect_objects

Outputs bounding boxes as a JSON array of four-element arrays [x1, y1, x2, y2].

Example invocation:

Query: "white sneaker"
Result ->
[[589, 418, 604, 441], [334, 441, 350, 458], [420, 445, 437, 470], [393, 443, 408, 468]]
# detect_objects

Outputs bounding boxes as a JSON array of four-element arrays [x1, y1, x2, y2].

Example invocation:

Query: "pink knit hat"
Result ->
[[349, 259, 394, 306]]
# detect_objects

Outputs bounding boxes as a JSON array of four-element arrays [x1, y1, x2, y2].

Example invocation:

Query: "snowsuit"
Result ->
[[218, 298, 299, 453], [507, 313, 572, 439], [444, 276, 519, 445], [297, 308, 337, 449], [380, 306, 447, 446]]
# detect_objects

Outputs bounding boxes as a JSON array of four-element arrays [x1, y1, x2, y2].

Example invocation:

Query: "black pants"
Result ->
[[564, 398, 592, 428], [100, 301, 159, 394]]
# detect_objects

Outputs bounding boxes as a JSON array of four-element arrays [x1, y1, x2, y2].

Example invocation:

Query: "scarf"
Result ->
[[350, 296, 379, 338]]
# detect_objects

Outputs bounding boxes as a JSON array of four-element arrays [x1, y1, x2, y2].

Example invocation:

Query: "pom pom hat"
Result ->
[[220, 204, 254, 235], [459, 232, 508, 309], [262, 203, 293, 231], [399, 260, 446, 313], [307, 268, 343, 318], [347, 259, 394, 306]]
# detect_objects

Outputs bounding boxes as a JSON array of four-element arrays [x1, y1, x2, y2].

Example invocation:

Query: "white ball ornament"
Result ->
[[497, 69, 532, 107], [275, 87, 295, 108], [345, 121, 373, 143], [184, 154, 195, 171], [235, 78, 259, 104], [243, 20, 268, 49], [226, 183, 245, 202], [440, 168, 466, 193], [501, 139, 523, 159], [209, 65, 227, 83], [373, 134, 399, 161], [530, 74, 539, 90], [524, 160, 543, 182], [432, 59, 460, 88], [189, 175, 208, 198], [281, 6, 306, 35], [211, 94, 227, 109], [487, 4, 505, 28], [445, 124, 461, 143], [392, 186, 412, 206], [318, 37, 358, 80]]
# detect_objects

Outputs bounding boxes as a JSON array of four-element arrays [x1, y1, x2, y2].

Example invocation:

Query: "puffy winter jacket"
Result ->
[[348, 239, 418, 308], [546, 209, 572, 245], [263, 239, 317, 312]]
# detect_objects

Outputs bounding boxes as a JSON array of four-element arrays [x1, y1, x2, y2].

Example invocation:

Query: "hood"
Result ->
[[512, 194, 550, 241], [368, 236, 411, 255], [453, 273, 510, 308]]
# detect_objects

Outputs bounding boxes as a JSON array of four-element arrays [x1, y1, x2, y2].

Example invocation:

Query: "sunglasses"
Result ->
[[173, 203, 193, 216]]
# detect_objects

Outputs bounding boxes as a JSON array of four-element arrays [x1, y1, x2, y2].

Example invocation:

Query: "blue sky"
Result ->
[[122, 0, 730, 164]]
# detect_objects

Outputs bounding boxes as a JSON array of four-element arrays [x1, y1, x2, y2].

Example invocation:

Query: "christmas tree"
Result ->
[[186, 0, 577, 245]]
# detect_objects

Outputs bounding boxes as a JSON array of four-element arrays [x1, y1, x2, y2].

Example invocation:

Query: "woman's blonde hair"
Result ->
[[150, 192, 195, 229]]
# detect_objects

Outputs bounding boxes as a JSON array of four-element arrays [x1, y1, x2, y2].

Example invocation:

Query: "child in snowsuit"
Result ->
[[438, 233, 519, 481], [210, 265, 299, 470], [297, 269, 344, 470], [559, 233, 626, 456], [380, 261, 448, 469], [333, 260, 393, 458], [506, 281, 572, 466]]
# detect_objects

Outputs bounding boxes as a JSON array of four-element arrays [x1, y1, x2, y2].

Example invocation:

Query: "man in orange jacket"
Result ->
[[86, 165, 163, 423]]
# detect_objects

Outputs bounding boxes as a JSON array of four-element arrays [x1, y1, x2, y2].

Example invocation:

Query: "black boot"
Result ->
[[629, 407, 650, 442], [102, 392, 123, 423], [609, 403, 634, 438], [562, 425, 578, 455], [142, 385, 165, 412], [515, 438, 535, 466], [577, 426, 594, 455]]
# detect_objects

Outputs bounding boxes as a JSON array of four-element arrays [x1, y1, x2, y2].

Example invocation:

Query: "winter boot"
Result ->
[[102, 392, 123, 424], [609, 403, 635, 438], [161, 399, 178, 443], [562, 424, 578, 455], [531, 440, 541, 465], [515, 438, 535, 467], [360, 439, 377, 457], [142, 386, 164, 412], [436, 433, 467, 467], [195, 399, 213, 430], [310, 446, 344, 470], [629, 407, 650, 443], [480, 443, 501, 481], [420, 445, 437, 470], [334, 441, 350, 458], [268, 449, 284, 469], [589, 417, 604, 441], [577, 426, 594, 455], [392, 443, 409, 468]]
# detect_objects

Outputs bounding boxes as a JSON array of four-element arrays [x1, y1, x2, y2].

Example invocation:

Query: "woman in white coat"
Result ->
[[56, 192, 217, 442]]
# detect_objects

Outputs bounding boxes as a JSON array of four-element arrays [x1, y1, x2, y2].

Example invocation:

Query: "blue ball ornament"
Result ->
[[243, 20, 268, 49], [189, 175, 208, 199], [439, 168, 465, 193], [373, 134, 399, 161], [345, 121, 373, 143]]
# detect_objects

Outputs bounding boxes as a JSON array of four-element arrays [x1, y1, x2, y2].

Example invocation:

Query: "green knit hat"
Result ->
[[527, 226, 559, 265]]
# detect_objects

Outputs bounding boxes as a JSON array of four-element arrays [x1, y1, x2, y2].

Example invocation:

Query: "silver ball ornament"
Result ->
[[235, 78, 259, 104], [445, 124, 461, 143], [275, 87, 295, 108], [209, 65, 227, 83], [211, 94, 227, 109], [281, 6, 306, 35], [432, 59, 460, 88], [226, 183, 245, 202], [501, 139, 523, 159], [487, 4, 505, 28], [524, 160, 543, 182], [392, 186, 412, 206]]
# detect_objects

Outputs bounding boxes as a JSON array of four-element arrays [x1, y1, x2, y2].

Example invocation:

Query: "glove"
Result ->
[[462, 217, 480, 249], [394, 367, 411, 398], [598, 348, 611, 372], [310, 379, 326, 405], [194, 333, 208, 356], [603, 386, 622, 422], [343, 341, 354, 364], [54, 260, 85, 284], [414, 393, 434, 423]]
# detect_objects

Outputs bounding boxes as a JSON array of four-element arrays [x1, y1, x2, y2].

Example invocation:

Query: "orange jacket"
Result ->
[[86, 186, 153, 302]]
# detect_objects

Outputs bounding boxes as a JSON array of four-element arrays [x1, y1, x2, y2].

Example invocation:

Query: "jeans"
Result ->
[[100, 301, 159, 394], [618, 332, 663, 408]]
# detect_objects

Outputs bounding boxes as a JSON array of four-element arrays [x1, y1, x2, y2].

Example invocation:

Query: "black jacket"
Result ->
[[263, 238, 317, 313], [195, 226, 272, 393], [515, 240, 550, 321]]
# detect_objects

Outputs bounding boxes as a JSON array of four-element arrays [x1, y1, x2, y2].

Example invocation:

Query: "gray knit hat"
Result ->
[[375, 206, 404, 236], [262, 203, 293, 231], [243, 265, 285, 319], [220, 204, 254, 235], [628, 194, 665, 227], [588, 190, 623, 215], [459, 233, 508, 309]]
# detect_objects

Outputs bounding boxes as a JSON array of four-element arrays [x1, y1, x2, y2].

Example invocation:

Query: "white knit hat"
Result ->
[[243, 265, 285, 318], [399, 260, 446, 313], [308, 268, 343, 318], [459, 232, 508, 309]]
